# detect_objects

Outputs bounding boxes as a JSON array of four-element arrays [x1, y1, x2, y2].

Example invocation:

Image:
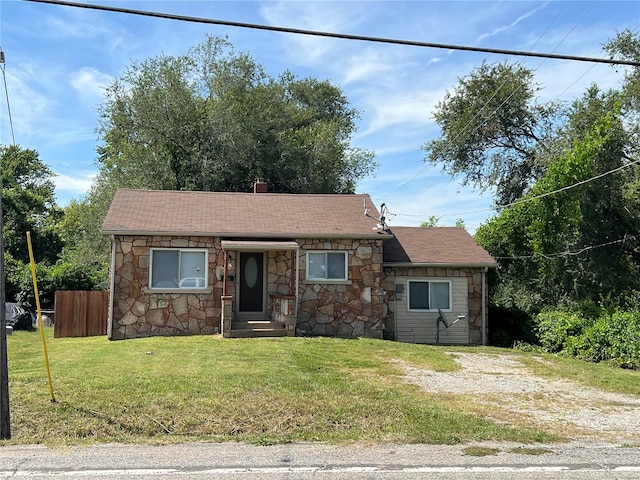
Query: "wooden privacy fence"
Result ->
[[54, 291, 109, 338]]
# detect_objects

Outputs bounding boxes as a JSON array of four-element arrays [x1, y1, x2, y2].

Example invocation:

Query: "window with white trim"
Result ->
[[306, 251, 348, 281], [407, 280, 451, 311], [149, 248, 208, 289]]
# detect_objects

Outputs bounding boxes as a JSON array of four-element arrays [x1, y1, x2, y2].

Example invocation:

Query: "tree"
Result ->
[[1, 145, 65, 303], [0, 145, 104, 308], [426, 32, 640, 314], [476, 101, 639, 311], [70, 35, 376, 268], [422, 61, 558, 204], [1, 145, 62, 265], [420, 216, 441, 227], [97, 35, 376, 196]]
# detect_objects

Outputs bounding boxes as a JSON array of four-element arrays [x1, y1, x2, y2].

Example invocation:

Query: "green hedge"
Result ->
[[533, 309, 640, 369]]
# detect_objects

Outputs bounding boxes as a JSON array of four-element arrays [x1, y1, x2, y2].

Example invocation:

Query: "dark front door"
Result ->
[[238, 252, 264, 312]]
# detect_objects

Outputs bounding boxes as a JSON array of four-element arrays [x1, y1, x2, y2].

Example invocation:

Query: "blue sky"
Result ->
[[1, 0, 638, 233]]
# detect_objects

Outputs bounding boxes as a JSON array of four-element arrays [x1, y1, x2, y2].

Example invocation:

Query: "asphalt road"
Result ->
[[1, 442, 639, 479]]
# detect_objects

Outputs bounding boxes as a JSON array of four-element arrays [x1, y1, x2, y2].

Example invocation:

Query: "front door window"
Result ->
[[238, 252, 264, 312]]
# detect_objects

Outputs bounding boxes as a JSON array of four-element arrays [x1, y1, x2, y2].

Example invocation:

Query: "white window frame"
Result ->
[[149, 248, 208, 290], [305, 251, 348, 282], [407, 279, 452, 312]]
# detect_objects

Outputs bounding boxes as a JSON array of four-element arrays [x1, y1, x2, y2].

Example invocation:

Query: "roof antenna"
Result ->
[[376, 203, 388, 231]]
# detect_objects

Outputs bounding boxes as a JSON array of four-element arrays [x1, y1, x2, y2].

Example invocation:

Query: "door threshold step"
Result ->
[[228, 328, 288, 338]]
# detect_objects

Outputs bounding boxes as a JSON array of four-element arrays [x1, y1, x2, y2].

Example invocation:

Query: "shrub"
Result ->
[[569, 311, 640, 369], [533, 308, 640, 370], [533, 310, 591, 353]]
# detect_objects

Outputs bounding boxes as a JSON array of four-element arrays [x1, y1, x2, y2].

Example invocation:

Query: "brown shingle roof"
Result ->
[[102, 189, 390, 239], [384, 226, 497, 267]]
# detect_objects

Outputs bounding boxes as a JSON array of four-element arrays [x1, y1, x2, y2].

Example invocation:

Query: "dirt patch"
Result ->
[[399, 352, 640, 443]]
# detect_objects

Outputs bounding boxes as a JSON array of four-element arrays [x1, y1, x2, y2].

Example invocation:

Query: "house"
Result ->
[[101, 182, 496, 344]]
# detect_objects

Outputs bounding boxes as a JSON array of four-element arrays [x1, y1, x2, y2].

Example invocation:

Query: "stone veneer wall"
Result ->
[[266, 250, 295, 305], [381, 266, 487, 344], [109, 235, 224, 340], [296, 238, 385, 338], [109, 235, 387, 340]]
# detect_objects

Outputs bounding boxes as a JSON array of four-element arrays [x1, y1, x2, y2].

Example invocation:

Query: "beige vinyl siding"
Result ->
[[395, 277, 469, 344]]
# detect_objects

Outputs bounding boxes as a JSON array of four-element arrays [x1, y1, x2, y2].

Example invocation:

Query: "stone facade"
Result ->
[[109, 235, 224, 340], [381, 266, 487, 344], [296, 239, 385, 339], [109, 234, 480, 343]]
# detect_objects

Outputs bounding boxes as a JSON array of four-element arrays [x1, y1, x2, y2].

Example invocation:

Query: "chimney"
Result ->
[[253, 178, 267, 194]]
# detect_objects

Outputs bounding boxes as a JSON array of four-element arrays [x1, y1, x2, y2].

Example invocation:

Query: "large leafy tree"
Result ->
[[1, 145, 104, 307], [67, 35, 376, 271], [428, 31, 640, 313], [422, 61, 559, 204], [1, 145, 62, 266], [476, 102, 639, 310], [97, 35, 375, 195]]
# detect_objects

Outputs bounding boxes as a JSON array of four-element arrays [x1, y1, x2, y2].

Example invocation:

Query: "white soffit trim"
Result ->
[[221, 240, 299, 251]]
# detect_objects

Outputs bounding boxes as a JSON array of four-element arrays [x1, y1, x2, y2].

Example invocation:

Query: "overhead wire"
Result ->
[[0, 48, 15, 146], [494, 233, 640, 261], [383, 1, 637, 222], [375, 0, 586, 201], [389, 155, 640, 221], [23, 0, 640, 67], [24, 0, 640, 232]]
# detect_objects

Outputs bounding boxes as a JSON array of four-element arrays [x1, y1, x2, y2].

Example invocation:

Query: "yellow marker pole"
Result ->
[[26, 231, 56, 403]]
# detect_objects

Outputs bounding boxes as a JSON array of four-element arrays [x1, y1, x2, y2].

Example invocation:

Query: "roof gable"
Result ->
[[384, 226, 497, 267], [102, 189, 390, 239]]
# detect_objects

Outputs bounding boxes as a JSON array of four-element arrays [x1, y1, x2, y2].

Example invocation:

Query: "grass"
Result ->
[[463, 446, 501, 456], [463, 446, 553, 456], [509, 447, 553, 455], [7, 330, 633, 447]]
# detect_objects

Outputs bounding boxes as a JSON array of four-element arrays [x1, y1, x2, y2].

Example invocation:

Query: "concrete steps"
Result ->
[[229, 320, 288, 338]]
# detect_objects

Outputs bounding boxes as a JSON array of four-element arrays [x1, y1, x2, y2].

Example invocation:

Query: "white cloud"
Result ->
[[53, 171, 96, 195], [30, 10, 113, 40], [377, 181, 495, 234], [1, 65, 53, 139], [259, 1, 365, 63], [343, 49, 396, 85], [476, 2, 550, 43], [70, 67, 112, 102], [362, 88, 444, 135]]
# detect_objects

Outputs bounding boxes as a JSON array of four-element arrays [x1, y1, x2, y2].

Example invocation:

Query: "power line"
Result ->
[[388, 156, 640, 221], [0, 49, 15, 146], [494, 233, 640, 261], [376, 0, 597, 201], [24, 0, 640, 68]]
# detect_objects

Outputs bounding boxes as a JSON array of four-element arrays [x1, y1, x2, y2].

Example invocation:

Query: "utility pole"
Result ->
[[0, 150, 9, 439], [0, 45, 10, 436]]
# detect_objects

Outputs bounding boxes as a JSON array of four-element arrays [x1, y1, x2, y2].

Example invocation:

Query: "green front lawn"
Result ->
[[0, 330, 596, 446]]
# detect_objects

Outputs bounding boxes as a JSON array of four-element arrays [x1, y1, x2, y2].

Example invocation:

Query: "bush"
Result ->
[[533, 310, 591, 353], [568, 311, 640, 369], [533, 308, 640, 369], [9, 260, 107, 309]]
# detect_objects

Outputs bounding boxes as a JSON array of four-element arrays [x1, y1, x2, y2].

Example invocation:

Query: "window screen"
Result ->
[[408, 280, 451, 311], [306, 251, 347, 281], [150, 249, 207, 289]]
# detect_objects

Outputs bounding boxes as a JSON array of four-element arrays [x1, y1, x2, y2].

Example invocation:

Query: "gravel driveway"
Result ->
[[400, 352, 640, 443]]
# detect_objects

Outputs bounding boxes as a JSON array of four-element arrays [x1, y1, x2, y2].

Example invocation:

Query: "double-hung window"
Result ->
[[150, 248, 208, 289], [306, 251, 348, 281], [407, 280, 451, 311]]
